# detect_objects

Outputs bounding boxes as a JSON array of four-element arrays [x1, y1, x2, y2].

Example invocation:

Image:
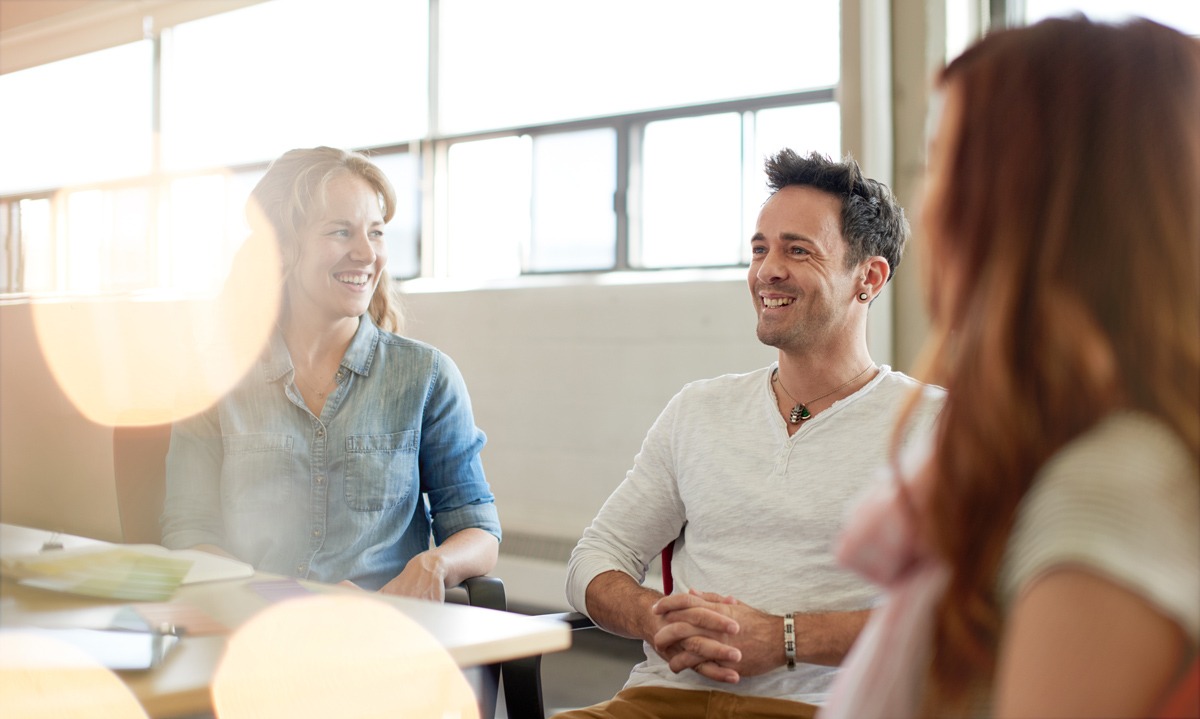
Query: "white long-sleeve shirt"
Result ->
[[566, 364, 945, 704]]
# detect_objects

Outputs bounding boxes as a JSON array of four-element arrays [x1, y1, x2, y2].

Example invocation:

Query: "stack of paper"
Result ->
[[1, 547, 193, 602]]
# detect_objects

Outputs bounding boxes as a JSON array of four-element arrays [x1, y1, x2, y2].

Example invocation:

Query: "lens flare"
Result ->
[[211, 593, 480, 719], [0, 631, 149, 718], [28, 200, 281, 427]]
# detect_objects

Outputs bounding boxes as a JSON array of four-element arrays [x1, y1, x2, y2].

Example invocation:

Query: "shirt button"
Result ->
[[312, 529, 321, 538], [296, 564, 306, 574], [315, 475, 325, 485], [316, 428, 325, 438]]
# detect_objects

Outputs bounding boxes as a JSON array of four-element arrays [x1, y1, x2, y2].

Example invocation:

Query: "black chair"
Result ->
[[456, 575, 509, 719], [502, 611, 595, 719]]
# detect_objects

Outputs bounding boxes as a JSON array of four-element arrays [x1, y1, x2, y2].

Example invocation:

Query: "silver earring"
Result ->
[[858, 292, 870, 302]]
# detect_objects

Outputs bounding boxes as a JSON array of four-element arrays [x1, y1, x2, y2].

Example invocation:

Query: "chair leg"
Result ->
[[461, 576, 507, 719], [502, 654, 546, 719], [477, 662, 501, 719]]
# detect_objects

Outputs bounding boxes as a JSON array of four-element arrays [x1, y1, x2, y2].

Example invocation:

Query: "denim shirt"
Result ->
[[161, 315, 500, 590]]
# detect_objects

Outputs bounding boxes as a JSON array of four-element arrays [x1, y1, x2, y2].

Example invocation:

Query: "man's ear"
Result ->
[[857, 256, 890, 302]]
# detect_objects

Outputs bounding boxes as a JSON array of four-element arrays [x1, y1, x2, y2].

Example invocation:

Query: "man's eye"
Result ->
[[790, 246, 809, 255], [751, 246, 766, 255]]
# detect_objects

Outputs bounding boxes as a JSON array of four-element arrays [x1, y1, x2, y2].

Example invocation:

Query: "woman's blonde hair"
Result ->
[[909, 16, 1200, 712], [248, 146, 403, 333]]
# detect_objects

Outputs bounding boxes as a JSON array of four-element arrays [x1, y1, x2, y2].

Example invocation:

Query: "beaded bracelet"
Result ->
[[784, 612, 796, 670]]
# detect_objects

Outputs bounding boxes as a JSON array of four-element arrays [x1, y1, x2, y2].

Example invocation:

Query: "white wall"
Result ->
[[401, 273, 775, 542]]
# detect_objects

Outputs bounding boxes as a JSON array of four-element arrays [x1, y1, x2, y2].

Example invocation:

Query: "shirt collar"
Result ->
[[258, 315, 381, 383]]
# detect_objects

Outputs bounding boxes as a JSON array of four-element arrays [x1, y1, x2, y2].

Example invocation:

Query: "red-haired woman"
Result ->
[[822, 16, 1199, 719]]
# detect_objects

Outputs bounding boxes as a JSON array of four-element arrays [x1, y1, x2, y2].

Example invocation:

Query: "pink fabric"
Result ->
[[818, 467, 950, 719]]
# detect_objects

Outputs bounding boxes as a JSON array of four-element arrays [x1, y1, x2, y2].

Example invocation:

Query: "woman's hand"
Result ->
[[378, 551, 449, 602], [376, 528, 498, 602]]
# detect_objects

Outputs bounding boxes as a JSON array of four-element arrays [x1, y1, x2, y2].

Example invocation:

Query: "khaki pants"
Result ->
[[551, 685, 820, 719]]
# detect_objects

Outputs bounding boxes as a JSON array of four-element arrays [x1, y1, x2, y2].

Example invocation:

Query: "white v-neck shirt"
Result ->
[[566, 364, 945, 704]]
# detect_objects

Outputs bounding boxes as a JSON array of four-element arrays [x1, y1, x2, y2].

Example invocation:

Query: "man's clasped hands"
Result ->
[[650, 589, 782, 685]]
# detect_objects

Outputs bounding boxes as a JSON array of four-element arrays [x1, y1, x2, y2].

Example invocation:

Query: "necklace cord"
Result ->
[[774, 363, 874, 423], [297, 368, 341, 398]]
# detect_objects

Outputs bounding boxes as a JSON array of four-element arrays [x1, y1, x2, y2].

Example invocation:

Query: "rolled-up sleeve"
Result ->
[[420, 351, 501, 545]]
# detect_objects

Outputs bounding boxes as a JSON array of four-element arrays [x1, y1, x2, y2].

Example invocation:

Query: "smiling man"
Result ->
[[561, 150, 945, 719]]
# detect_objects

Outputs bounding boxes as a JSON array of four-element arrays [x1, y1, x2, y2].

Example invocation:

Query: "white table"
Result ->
[[0, 523, 571, 717]]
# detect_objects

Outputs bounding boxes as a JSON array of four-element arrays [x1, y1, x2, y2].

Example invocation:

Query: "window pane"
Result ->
[[1024, 0, 1200, 34], [163, 175, 248, 293], [638, 114, 743, 268], [742, 103, 842, 261], [368, 152, 421, 280], [530, 130, 617, 272], [0, 202, 11, 292], [64, 190, 109, 293], [19, 199, 54, 293], [0, 42, 152, 195], [162, 0, 428, 171], [752, 103, 841, 171], [444, 137, 531, 280], [439, 0, 839, 134], [63, 188, 153, 293], [227, 168, 267, 246]]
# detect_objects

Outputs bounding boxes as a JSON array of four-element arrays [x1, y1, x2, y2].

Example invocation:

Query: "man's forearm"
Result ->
[[793, 609, 871, 666], [584, 569, 664, 643]]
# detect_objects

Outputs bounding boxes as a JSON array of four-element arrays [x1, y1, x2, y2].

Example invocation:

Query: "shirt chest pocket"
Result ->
[[345, 430, 418, 512], [221, 433, 295, 509]]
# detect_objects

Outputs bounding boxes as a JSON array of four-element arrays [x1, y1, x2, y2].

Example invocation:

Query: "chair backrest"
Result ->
[[112, 424, 172, 545]]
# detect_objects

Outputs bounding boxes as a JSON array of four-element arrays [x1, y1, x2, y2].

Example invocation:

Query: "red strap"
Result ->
[[1158, 656, 1199, 718], [661, 542, 674, 596]]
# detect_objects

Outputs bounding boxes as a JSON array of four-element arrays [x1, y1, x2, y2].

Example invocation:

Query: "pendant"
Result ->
[[789, 404, 811, 424]]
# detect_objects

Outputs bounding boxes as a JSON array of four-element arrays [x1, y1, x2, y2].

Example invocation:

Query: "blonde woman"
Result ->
[[163, 147, 499, 600]]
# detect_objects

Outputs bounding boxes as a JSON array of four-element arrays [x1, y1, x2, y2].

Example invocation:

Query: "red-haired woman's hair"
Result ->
[[911, 16, 1200, 712]]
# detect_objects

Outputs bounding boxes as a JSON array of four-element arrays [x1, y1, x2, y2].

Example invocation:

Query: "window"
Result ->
[[368, 151, 422, 280], [161, 0, 428, 172], [0, 0, 843, 294], [62, 188, 153, 293], [638, 113, 744, 269], [437, 0, 839, 134], [443, 136, 531, 281], [16, 198, 53, 293], [0, 42, 153, 195], [530, 130, 618, 273]]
